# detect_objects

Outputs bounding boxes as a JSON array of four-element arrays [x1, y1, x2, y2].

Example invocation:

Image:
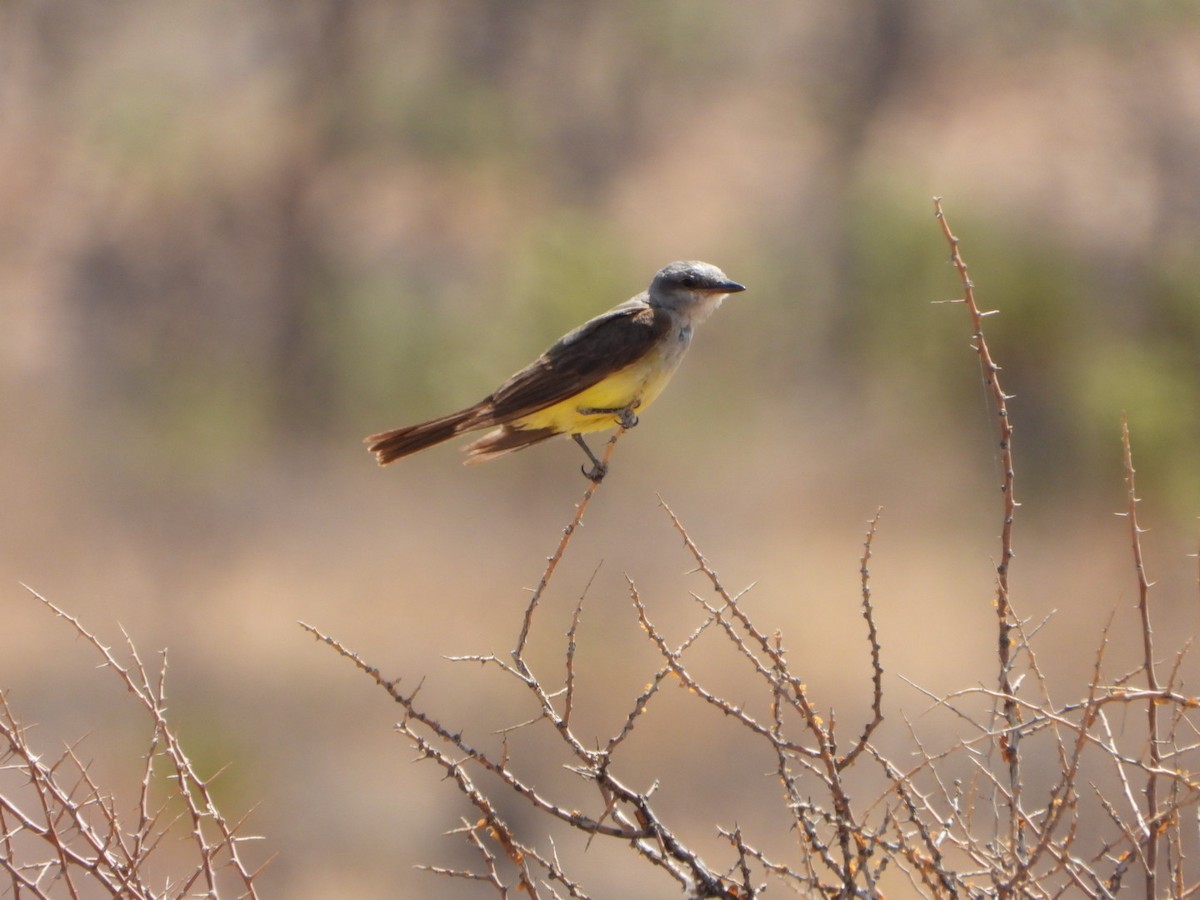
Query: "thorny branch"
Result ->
[[514, 426, 628, 661], [294, 203, 1200, 898], [934, 196, 1026, 872], [13, 204, 1200, 898], [2, 589, 267, 899], [1120, 414, 1164, 898], [324, 204, 1199, 897]]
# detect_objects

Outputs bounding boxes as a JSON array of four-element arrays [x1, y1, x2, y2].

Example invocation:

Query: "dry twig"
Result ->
[[1, 588, 267, 899]]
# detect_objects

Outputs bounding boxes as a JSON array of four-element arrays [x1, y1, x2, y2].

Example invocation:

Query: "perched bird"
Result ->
[[366, 260, 745, 481]]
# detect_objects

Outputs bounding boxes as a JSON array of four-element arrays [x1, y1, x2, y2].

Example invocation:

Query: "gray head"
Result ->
[[647, 260, 746, 320]]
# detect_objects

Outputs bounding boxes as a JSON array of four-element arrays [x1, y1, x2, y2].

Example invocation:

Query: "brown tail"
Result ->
[[462, 424, 558, 465], [366, 407, 482, 465]]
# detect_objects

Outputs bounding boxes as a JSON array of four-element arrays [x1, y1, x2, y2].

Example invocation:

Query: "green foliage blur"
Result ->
[[5, 1, 1198, 512]]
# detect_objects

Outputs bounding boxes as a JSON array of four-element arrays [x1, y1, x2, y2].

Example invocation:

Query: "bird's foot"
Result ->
[[579, 404, 639, 430], [572, 434, 607, 482], [580, 460, 607, 482]]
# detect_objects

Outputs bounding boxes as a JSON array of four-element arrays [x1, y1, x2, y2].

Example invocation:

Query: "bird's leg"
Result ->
[[572, 434, 607, 482], [572, 404, 638, 481], [579, 403, 640, 430]]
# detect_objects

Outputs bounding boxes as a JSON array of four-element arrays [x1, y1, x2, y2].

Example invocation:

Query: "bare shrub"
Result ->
[[0, 595, 267, 898], [303, 202, 1200, 898]]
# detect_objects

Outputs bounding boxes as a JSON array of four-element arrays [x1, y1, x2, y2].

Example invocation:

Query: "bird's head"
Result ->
[[648, 260, 746, 320]]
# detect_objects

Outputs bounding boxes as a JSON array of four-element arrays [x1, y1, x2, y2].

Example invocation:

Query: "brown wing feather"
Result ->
[[482, 299, 670, 424]]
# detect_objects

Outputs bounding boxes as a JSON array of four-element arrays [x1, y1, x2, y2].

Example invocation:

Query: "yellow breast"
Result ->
[[512, 340, 684, 435]]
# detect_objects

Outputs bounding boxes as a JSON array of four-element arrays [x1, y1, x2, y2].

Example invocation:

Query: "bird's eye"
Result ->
[[681, 274, 698, 287]]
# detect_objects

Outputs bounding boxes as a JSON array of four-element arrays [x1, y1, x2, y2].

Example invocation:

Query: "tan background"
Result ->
[[3, 2, 1200, 895]]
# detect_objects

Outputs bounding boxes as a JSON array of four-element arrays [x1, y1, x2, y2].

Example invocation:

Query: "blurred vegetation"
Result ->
[[4, 2, 1200, 896], [2, 1, 1197, 503], [3, 1, 1198, 511]]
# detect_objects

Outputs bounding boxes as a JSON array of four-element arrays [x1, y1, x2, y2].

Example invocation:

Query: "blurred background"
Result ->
[[3, 1, 1200, 895]]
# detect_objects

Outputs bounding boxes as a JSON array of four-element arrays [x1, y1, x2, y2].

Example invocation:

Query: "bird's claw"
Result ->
[[581, 461, 607, 483], [572, 433, 608, 482]]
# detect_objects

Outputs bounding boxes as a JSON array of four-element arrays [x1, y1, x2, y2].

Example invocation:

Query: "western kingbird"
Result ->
[[365, 260, 745, 480]]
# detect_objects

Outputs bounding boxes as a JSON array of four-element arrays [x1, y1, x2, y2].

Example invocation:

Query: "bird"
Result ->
[[365, 260, 745, 481]]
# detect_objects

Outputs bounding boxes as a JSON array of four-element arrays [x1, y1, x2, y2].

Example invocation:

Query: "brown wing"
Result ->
[[482, 297, 671, 424]]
